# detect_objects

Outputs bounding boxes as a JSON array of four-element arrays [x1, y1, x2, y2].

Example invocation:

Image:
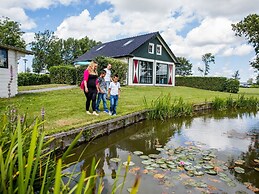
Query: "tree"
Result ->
[[198, 53, 215, 76], [0, 17, 26, 49], [30, 30, 61, 73], [175, 57, 192, 76], [232, 14, 259, 71], [247, 78, 253, 85], [232, 70, 240, 80]]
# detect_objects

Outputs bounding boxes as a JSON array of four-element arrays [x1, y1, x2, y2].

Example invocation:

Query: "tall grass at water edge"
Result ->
[[0, 107, 140, 194], [212, 94, 259, 110], [144, 94, 193, 120]]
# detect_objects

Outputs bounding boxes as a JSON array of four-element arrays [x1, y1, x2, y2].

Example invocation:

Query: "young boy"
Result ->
[[96, 70, 109, 113], [108, 74, 121, 116]]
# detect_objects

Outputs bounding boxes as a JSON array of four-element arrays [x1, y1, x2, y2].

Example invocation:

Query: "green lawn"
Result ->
[[1, 86, 258, 134], [18, 84, 69, 92]]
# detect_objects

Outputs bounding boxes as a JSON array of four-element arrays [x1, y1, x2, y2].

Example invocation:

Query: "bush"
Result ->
[[175, 76, 227, 92], [95, 56, 128, 84], [49, 66, 76, 85], [18, 73, 50, 86], [225, 78, 239, 93]]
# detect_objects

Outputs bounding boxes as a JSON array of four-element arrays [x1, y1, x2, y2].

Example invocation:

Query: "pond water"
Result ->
[[65, 111, 259, 193]]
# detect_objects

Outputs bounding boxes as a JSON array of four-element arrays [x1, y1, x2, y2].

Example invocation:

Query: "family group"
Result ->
[[80, 61, 121, 116]]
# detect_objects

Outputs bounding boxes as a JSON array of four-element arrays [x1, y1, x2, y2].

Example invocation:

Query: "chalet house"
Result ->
[[0, 44, 33, 98], [75, 32, 179, 86]]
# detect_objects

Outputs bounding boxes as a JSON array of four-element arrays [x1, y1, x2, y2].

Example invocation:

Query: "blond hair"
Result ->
[[87, 61, 98, 75]]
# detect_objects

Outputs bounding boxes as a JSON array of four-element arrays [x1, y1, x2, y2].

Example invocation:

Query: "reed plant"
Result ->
[[144, 94, 193, 120]]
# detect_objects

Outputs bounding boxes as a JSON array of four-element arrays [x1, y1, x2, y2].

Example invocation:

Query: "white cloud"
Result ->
[[221, 44, 253, 57], [22, 32, 35, 44]]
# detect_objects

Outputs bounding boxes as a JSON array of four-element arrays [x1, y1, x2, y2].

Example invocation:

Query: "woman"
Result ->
[[80, 61, 99, 116]]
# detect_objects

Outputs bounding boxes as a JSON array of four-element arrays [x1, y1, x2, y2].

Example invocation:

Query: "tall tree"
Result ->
[[232, 70, 240, 80], [0, 17, 26, 49], [30, 30, 61, 73], [198, 53, 215, 76], [232, 14, 259, 71], [175, 57, 192, 76]]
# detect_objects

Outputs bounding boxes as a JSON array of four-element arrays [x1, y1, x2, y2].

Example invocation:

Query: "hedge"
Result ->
[[18, 73, 50, 86], [175, 76, 239, 93], [49, 66, 76, 85]]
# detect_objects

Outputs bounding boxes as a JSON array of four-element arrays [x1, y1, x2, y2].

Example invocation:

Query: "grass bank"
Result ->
[[0, 86, 258, 134], [18, 84, 69, 92]]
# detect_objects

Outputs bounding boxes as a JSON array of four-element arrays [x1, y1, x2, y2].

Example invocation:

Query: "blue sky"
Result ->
[[1, 0, 259, 82]]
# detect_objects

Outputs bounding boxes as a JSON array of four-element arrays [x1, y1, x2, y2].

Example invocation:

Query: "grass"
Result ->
[[18, 84, 69, 92], [1, 86, 259, 134]]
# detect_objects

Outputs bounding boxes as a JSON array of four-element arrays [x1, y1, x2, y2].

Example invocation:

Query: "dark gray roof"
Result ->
[[75, 32, 159, 62]]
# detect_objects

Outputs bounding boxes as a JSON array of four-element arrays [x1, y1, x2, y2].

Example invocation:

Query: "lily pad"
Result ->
[[123, 161, 135, 166], [254, 159, 259, 163], [148, 154, 161, 159], [168, 164, 177, 169], [227, 181, 237, 187], [205, 169, 217, 175], [202, 164, 214, 169], [254, 167, 259, 172], [235, 159, 245, 165], [196, 181, 207, 188], [156, 159, 165, 164], [194, 171, 204, 176], [194, 165, 202, 170], [220, 176, 232, 182], [133, 151, 143, 155], [145, 166, 155, 170], [142, 160, 153, 165], [234, 167, 245, 174], [150, 163, 160, 168], [160, 164, 168, 169], [203, 156, 211, 161], [156, 148, 164, 151], [171, 168, 180, 173], [184, 165, 195, 171], [140, 155, 149, 160], [110, 158, 121, 163]]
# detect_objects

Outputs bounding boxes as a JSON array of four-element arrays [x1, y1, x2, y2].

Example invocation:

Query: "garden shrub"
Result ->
[[49, 66, 76, 85], [225, 78, 239, 93], [18, 73, 50, 86], [95, 56, 128, 84]]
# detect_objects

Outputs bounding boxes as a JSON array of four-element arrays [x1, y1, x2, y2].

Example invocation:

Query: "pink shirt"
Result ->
[[80, 69, 98, 90]]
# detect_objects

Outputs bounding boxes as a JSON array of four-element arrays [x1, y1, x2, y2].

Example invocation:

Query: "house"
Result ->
[[0, 44, 33, 98], [75, 32, 179, 86]]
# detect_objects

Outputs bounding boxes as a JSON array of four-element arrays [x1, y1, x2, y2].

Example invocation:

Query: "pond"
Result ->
[[65, 111, 259, 193]]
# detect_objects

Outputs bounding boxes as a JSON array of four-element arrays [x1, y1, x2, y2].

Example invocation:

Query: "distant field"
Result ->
[[1, 86, 258, 134]]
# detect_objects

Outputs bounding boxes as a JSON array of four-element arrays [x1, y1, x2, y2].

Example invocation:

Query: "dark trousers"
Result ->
[[84, 88, 97, 111]]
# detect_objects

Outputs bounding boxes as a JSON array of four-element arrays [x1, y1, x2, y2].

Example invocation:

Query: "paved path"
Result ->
[[19, 85, 78, 94]]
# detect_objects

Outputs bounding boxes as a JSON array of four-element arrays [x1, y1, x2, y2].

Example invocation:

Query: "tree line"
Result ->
[[1, 14, 259, 79]]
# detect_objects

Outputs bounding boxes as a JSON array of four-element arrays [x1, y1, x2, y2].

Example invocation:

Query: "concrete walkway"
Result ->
[[19, 85, 78, 94]]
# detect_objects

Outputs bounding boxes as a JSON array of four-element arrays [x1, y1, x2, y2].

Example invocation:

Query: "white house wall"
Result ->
[[0, 50, 24, 98]]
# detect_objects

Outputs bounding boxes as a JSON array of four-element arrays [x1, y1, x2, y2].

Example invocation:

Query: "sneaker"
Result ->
[[86, 111, 92, 115], [104, 110, 109, 114], [109, 111, 112, 116], [92, 111, 99, 116], [96, 109, 100, 113], [112, 114, 117, 116]]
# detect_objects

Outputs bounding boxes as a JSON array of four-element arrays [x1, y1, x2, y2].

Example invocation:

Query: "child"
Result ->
[[96, 70, 109, 113], [108, 74, 121, 116]]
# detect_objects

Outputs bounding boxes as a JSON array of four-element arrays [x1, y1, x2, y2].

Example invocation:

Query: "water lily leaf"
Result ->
[[140, 155, 149, 159], [194, 165, 202, 170], [234, 159, 245, 165], [254, 159, 259, 163], [150, 163, 160, 168], [156, 148, 164, 151], [133, 151, 143, 155], [165, 160, 175, 165], [194, 171, 204, 176], [142, 160, 153, 165], [184, 165, 195, 171], [220, 176, 232, 182], [155, 159, 165, 164], [227, 181, 237, 187], [110, 158, 121, 162], [160, 164, 168, 169], [148, 154, 161, 159], [203, 156, 211, 161], [254, 167, 259, 172], [123, 161, 135, 166], [205, 170, 217, 175], [168, 164, 177, 169], [145, 166, 155, 170], [234, 167, 245, 174], [196, 181, 207, 188], [218, 172, 228, 178], [202, 164, 214, 169]]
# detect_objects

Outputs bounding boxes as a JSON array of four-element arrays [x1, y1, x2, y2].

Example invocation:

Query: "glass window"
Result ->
[[139, 60, 153, 84], [156, 63, 168, 84], [0, 48, 8, 68], [156, 45, 162, 55], [148, 43, 154, 54]]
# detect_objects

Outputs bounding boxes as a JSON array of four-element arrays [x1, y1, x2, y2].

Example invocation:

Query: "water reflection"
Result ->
[[65, 110, 259, 193]]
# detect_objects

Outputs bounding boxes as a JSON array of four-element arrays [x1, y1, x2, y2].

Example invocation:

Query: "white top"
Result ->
[[109, 82, 120, 95], [104, 68, 111, 82]]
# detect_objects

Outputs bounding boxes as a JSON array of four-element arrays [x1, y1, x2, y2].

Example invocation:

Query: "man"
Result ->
[[104, 63, 112, 98]]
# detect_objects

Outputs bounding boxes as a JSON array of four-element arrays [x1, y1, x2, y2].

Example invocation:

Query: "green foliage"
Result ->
[[49, 66, 76, 84], [95, 56, 128, 83], [225, 78, 240, 93], [0, 17, 26, 49], [144, 94, 193, 120], [18, 73, 50, 86], [176, 57, 192, 76], [176, 76, 227, 92], [232, 14, 259, 71], [212, 95, 259, 110]]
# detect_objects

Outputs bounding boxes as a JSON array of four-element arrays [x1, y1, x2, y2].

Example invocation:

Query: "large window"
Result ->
[[156, 63, 168, 84], [148, 43, 154, 54], [156, 45, 162, 55], [0, 48, 8, 68], [139, 60, 153, 84]]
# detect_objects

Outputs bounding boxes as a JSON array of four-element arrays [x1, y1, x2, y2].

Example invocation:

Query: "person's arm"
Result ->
[[118, 83, 121, 98], [83, 70, 89, 93], [108, 83, 111, 97]]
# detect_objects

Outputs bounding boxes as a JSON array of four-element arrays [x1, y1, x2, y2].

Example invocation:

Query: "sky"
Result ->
[[1, 0, 259, 82]]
